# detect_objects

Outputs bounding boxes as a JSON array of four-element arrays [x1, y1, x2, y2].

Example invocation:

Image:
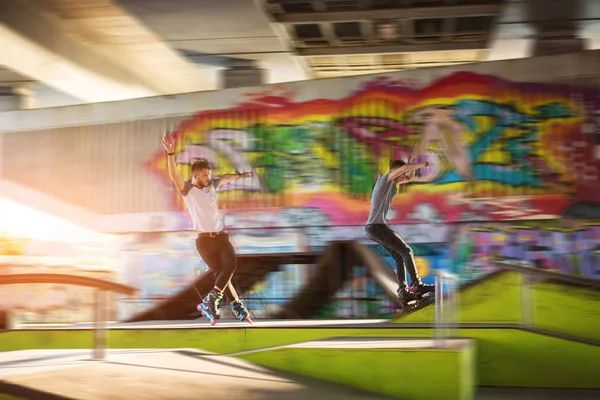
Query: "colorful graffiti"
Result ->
[[447, 220, 600, 281], [147, 71, 600, 226]]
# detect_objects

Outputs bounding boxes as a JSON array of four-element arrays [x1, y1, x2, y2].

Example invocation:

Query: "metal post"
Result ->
[[521, 272, 534, 327], [451, 276, 460, 339], [93, 289, 108, 360], [434, 272, 444, 347], [434, 270, 460, 347]]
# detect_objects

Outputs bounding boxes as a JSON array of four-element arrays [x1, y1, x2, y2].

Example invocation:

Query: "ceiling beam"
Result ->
[[297, 40, 486, 56], [0, 67, 34, 87], [274, 4, 503, 24], [0, 0, 156, 102]]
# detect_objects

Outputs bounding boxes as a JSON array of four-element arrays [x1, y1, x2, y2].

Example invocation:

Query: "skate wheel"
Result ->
[[210, 320, 217, 326], [196, 304, 203, 312], [246, 318, 253, 325], [200, 304, 216, 325]]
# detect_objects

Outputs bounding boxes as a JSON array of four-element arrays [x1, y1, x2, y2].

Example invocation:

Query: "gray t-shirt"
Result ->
[[366, 173, 397, 225]]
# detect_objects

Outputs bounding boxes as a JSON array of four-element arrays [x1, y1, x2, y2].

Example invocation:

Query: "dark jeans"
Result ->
[[195, 232, 239, 301], [365, 223, 419, 287]]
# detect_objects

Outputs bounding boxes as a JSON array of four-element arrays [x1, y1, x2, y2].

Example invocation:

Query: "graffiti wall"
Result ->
[[3, 66, 600, 321], [147, 72, 600, 228]]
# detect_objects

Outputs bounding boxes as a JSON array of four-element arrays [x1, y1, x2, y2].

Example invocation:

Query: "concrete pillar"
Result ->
[[0, 84, 36, 111], [0, 87, 19, 111], [0, 0, 157, 102], [526, 0, 585, 57], [220, 60, 265, 89], [13, 84, 35, 110]]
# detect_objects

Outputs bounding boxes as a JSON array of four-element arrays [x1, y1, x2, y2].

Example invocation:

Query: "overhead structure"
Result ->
[[259, 0, 503, 78], [486, 0, 598, 61], [117, 0, 309, 88], [0, 0, 214, 106], [0, 0, 599, 108]]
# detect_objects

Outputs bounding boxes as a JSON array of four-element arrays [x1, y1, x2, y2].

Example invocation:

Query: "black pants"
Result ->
[[365, 224, 419, 287], [195, 232, 239, 301]]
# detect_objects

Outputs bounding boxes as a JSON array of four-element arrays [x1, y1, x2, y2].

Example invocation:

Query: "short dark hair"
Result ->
[[191, 158, 211, 172], [389, 160, 406, 170]]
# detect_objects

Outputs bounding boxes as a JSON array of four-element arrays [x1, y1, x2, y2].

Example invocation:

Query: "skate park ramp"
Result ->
[[126, 241, 399, 322], [125, 252, 318, 322], [393, 263, 600, 343], [274, 241, 401, 319]]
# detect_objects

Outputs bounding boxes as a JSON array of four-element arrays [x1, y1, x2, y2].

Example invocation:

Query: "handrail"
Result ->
[[493, 259, 600, 331], [491, 260, 600, 289], [0, 273, 137, 361], [0, 273, 137, 296]]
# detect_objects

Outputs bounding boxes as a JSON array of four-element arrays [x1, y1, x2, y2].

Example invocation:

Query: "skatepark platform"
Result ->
[[2, 314, 600, 400], [2, 257, 600, 399], [125, 241, 403, 323]]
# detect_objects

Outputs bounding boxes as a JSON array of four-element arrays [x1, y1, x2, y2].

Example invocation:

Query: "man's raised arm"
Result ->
[[387, 161, 429, 182], [216, 171, 252, 188], [163, 133, 185, 191]]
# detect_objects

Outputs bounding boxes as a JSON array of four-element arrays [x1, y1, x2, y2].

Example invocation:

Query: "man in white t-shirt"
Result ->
[[163, 133, 252, 324]]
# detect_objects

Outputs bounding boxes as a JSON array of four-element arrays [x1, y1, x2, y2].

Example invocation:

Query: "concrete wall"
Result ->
[[30, 83, 86, 109], [1, 50, 600, 229], [0, 92, 18, 112], [2, 51, 600, 320]]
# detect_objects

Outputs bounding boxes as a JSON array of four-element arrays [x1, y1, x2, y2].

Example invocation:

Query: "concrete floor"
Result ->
[[2, 349, 599, 400], [0, 349, 389, 399]]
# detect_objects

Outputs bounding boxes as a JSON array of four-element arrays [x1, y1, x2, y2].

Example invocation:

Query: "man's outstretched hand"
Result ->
[[408, 157, 430, 169], [239, 171, 252, 178], [162, 132, 176, 154]]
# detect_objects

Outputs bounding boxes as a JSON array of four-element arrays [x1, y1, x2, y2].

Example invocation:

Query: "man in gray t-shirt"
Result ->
[[365, 159, 434, 309]]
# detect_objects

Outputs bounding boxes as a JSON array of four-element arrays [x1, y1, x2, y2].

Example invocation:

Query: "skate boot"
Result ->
[[411, 280, 435, 298], [397, 284, 418, 311], [231, 301, 252, 324], [200, 289, 222, 326], [197, 302, 221, 320]]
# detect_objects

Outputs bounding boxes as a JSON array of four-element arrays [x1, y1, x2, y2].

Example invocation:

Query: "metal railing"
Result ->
[[0, 273, 137, 361], [430, 261, 600, 347], [491, 260, 600, 329]]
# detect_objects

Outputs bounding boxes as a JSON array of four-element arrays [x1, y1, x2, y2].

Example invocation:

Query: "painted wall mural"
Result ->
[[4, 69, 600, 322], [147, 71, 600, 228]]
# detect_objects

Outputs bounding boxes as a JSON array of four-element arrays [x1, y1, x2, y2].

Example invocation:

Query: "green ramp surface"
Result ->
[[237, 339, 475, 400], [393, 271, 600, 342], [3, 322, 600, 389]]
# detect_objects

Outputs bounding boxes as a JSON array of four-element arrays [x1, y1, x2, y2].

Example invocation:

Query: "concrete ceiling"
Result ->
[[0, 0, 599, 108], [116, 0, 308, 84], [487, 0, 600, 60], [0, 65, 32, 87], [0, 0, 214, 105], [117, 0, 500, 80], [260, 0, 501, 77]]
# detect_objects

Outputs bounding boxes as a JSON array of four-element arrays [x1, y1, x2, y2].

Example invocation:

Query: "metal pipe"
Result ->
[[434, 270, 461, 347], [452, 277, 461, 339], [434, 272, 444, 347], [93, 289, 107, 360], [521, 272, 534, 327]]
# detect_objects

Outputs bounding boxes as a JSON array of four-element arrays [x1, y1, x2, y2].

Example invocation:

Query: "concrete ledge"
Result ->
[[2, 326, 599, 390], [237, 337, 476, 400]]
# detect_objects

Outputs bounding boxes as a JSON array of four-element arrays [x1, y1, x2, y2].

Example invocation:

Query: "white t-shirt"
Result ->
[[180, 179, 223, 233]]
